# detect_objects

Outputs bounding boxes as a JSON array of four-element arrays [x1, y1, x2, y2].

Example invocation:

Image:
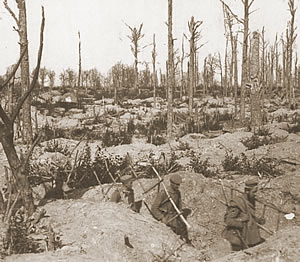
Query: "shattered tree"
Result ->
[[187, 16, 203, 118], [152, 33, 157, 109], [126, 23, 144, 94], [249, 31, 262, 129], [4, 0, 33, 143], [167, 0, 175, 141], [0, 6, 45, 256]]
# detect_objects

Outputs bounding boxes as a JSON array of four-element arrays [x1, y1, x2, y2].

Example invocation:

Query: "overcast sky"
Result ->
[[0, 0, 299, 76]]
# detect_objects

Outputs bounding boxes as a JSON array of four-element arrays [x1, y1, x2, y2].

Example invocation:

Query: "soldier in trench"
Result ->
[[222, 178, 266, 251], [151, 174, 190, 243], [110, 174, 140, 212]]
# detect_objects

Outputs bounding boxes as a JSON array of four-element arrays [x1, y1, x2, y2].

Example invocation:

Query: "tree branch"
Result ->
[[0, 105, 11, 127], [249, 0, 255, 8], [220, 0, 243, 24], [4, 0, 20, 27], [12, 6, 45, 123], [22, 130, 43, 169], [0, 45, 27, 92]]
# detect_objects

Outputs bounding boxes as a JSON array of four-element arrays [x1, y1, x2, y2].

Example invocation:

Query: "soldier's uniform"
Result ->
[[110, 174, 138, 212], [223, 178, 265, 251], [151, 174, 189, 241]]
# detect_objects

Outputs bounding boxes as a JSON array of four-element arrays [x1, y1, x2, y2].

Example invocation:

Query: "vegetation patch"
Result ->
[[222, 150, 283, 177]]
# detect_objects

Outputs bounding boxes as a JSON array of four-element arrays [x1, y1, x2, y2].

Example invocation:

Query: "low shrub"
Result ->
[[241, 134, 271, 150], [188, 151, 219, 178], [222, 150, 240, 171], [102, 128, 133, 147], [142, 152, 182, 178], [222, 151, 282, 177], [44, 139, 71, 156]]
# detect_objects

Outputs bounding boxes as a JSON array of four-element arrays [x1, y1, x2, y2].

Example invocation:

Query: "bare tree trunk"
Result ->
[[167, 0, 175, 141], [249, 31, 262, 129], [224, 37, 228, 97], [77, 31, 82, 88], [233, 35, 239, 118], [288, 0, 296, 109], [282, 40, 287, 96], [0, 5, 45, 223], [152, 34, 157, 109], [240, 0, 250, 124], [261, 27, 266, 92], [248, 35, 252, 77], [274, 34, 280, 87], [203, 58, 207, 96], [188, 34, 195, 116], [180, 36, 185, 100], [17, 0, 32, 143], [8, 79, 15, 117], [218, 52, 223, 100], [125, 24, 144, 94]]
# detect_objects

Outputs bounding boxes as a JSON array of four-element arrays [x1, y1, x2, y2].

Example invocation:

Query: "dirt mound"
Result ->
[[5, 199, 202, 262], [212, 226, 300, 262]]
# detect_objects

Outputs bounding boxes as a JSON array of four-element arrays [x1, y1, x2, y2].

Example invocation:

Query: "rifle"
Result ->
[[151, 166, 191, 230], [215, 197, 274, 235]]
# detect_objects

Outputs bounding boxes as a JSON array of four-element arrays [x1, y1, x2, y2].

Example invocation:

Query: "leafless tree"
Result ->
[[77, 31, 82, 88], [187, 16, 203, 117], [220, 0, 255, 124], [126, 23, 144, 93], [287, 0, 297, 108], [47, 69, 55, 88], [39, 66, 47, 87], [152, 34, 157, 109], [167, 0, 175, 141], [4, 0, 35, 143], [0, 6, 45, 254]]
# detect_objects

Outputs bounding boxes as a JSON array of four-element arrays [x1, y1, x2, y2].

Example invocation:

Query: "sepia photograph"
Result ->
[[0, 0, 300, 261]]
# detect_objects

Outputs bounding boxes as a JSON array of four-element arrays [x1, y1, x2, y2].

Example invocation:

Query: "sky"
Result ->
[[0, 0, 300, 77]]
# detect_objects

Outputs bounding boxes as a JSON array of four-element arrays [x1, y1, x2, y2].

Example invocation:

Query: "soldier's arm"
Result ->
[[225, 207, 248, 229], [151, 191, 166, 221]]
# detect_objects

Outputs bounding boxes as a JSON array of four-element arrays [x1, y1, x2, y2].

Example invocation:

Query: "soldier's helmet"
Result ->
[[170, 174, 182, 185]]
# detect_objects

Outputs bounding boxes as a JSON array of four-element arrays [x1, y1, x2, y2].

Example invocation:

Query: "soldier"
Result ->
[[151, 174, 190, 242], [222, 178, 265, 251], [110, 174, 139, 212]]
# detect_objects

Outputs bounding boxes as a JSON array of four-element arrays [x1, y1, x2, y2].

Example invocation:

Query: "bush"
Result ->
[[241, 134, 271, 150], [222, 150, 240, 171], [102, 128, 133, 147], [69, 146, 129, 188], [45, 139, 71, 156], [142, 152, 182, 178], [222, 151, 282, 177], [188, 151, 219, 178], [256, 126, 271, 136]]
